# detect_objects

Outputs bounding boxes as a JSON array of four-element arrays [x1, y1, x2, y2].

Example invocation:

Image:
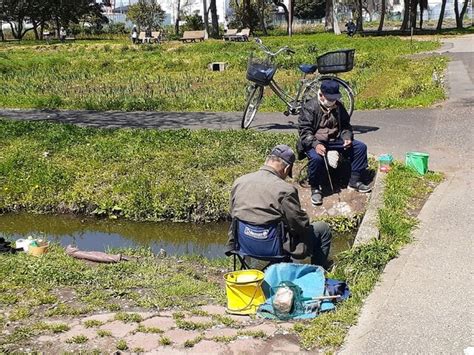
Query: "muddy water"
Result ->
[[0, 213, 354, 259]]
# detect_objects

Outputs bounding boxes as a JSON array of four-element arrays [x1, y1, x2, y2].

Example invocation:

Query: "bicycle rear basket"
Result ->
[[317, 49, 355, 74], [246, 58, 277, 86]]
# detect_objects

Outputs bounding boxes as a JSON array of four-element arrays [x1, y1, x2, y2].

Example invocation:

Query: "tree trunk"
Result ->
[[419, 5, 423, 28], [356, 0, 363, 32], [377, 0, 386, 32], [9, 22, 19, 39], [289, 0, 293, 36], [55, 17, 61, 38], [0, 21, 4, 41], [259, 0, 268, 35], [203, 0, 209, 37], [209, 0, 219, 38], [273, 0, 289, 33], [333, 0, 341, 35], [410, 1, 418, 29], [40, 22, 45, 40], [453, 0, 460, 27], [436, 0, 447, 30], [175, 0, 181, 35], [325, 0, 334, 31], [458, 0, 469, 28], [400, 0, 410, 30], [32, 20, 40, 40]]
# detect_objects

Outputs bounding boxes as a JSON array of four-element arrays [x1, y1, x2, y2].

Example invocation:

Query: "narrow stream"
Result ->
[[0, 213, 355, 259]]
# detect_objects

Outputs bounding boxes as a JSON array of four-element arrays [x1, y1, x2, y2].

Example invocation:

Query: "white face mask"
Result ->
[[318, 90, 336, 108]]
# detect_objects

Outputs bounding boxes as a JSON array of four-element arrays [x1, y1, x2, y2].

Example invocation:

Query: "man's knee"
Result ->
[[311, 221, 332, 242]]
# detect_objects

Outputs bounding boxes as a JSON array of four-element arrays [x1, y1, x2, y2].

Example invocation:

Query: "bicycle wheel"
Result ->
[[303, 76, 355, 117], [242, 85, 264, 129]]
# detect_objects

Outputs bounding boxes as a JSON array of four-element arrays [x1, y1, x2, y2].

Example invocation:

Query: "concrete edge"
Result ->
[[352, 170, 385, 247]]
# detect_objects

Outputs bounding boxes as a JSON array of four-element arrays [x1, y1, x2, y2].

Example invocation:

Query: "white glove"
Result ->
[[327, 150, 340, 169]]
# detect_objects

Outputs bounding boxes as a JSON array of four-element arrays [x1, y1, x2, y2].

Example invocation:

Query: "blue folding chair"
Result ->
[[227, 219, 291, 271]]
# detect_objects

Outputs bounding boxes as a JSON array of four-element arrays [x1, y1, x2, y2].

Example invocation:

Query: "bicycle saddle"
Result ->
[[299, 64, 317, 74]]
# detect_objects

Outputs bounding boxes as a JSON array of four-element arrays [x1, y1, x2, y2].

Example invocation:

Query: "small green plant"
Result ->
[[136, 324, 163, 334], [116, 339, 128, 351], [159, 336, 172, 346], [176, 319, 213, 331], [107, 304, 122, 311], [66, 335, 89, 344], [237, 330, 266, 338], [114, 312, 143, 323], [132, 348, 145, 353], [184, 335, 203, 348], [212, 335, 238, 343], [8, 307, 31, 321], [190, 309, 209, 316], [84, 319, 104, 328], [211, 314, 236, 327], [48, 323, 70, 333], [172, 312, 185, 320], [97, 329, 112, 337]]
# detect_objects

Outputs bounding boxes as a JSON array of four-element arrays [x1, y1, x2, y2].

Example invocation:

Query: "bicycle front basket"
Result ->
[[246, 58, 277, 86], [317, 49, 355, 74]]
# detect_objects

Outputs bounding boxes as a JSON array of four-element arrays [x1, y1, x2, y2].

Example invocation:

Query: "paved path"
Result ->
[[339, 34, 474, 355], [1, 35, 473, 353]]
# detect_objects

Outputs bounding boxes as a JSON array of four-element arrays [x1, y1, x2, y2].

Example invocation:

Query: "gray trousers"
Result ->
[[300, 221, 332, 267]]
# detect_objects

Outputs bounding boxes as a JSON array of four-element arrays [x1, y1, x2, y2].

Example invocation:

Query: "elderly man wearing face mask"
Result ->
[[297, 80, 371, 206]]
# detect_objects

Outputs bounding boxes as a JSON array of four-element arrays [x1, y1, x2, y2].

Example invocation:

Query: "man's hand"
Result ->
[[343, 139, 352, 149], [316, 144, 326, 156]]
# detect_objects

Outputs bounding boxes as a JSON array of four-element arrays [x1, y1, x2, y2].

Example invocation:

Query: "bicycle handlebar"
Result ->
[[254, 37, 295, 58]]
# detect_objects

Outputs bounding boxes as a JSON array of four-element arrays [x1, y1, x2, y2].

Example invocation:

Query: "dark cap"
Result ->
[[269, 144, 295, 177], [320, 80, 342, 101]]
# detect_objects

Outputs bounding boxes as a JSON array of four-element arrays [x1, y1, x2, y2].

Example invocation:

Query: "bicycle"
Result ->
[[242, 38, 355, 129]]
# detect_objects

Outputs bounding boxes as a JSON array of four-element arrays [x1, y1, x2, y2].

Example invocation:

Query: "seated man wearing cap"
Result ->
[[297, 79, 371, 206], [225, 144, 332, 268]]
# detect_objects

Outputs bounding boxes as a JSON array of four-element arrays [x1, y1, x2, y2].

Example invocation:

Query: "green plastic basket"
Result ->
[[406, 152, 429, 175]]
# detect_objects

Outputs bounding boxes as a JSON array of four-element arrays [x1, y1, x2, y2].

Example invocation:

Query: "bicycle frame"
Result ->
[[267, 75, 313, 114], [249, 38, 323, 115]]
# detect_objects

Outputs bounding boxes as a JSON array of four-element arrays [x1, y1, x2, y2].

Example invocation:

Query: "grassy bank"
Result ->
[[0, 163, 442, 352], [0, 119, 297, 222], [295, 163, 443, 350], [0, 34, 446, 112]]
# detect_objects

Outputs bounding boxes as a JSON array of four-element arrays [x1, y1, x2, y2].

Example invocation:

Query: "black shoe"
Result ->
[[311, 189, 323, 206], [348, 181, 372, 193]]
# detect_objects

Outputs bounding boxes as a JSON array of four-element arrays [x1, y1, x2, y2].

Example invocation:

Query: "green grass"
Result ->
[[66, 334, 89, 344], [83, 319, 105, 328], [97, 329, 112, 337], [0, 34, 445, 112], [295, 163, 443, 350], [116, 339, 128, 351], [0, 119, 297, 222], [114, 312, 143, 323], [0, 247, 227, 351]]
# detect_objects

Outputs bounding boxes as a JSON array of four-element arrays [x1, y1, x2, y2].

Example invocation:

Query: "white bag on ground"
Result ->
[[327, 150, 340, 169], [272, 286, 294, 314]]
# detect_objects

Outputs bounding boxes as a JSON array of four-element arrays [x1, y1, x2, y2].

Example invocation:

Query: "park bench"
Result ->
[[151, 31, 161, 43], [181, 30, 205, 43], [230, 28, 250, 42], [223, 29, 238, 41]]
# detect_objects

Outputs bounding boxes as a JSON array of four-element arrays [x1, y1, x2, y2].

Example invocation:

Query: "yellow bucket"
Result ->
[[224, 269, 265, 315], [28, 243, 49, 257]]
